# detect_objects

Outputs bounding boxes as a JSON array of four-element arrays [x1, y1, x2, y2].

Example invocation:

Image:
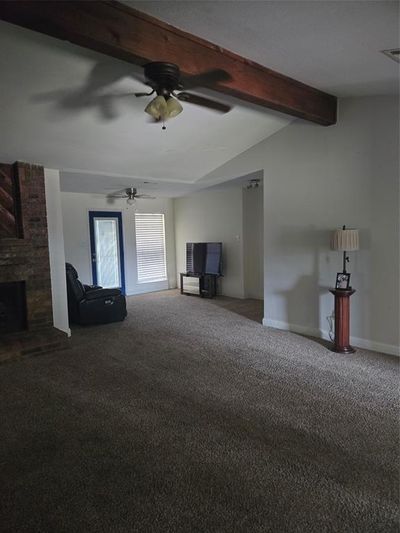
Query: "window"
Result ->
[[135, 213, 167, 283]]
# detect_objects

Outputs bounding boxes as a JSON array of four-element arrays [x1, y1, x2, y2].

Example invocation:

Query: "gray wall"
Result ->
[[174, 188, 245, 298], [243, 185, 264, 299], [204, 96, 399, 355], [61, 192, 177, 295]]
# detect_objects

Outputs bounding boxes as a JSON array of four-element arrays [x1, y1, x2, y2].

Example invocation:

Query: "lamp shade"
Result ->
[[166, 96, 183, 118], [145, 95, 168, 120], [144, 95, 183, 122], [331, 229, 359, 251]]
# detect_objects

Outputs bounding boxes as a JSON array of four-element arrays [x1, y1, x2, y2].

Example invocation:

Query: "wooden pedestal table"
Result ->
[[329, 288, 356, 354]]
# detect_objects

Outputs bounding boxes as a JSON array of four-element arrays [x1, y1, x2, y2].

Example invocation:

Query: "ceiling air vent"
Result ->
[[381, 49, 400, 63]]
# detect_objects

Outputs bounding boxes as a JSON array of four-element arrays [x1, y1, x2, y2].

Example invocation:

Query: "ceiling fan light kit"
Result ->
[[144, 95, 183, 122], [136, 62, 232, 129]]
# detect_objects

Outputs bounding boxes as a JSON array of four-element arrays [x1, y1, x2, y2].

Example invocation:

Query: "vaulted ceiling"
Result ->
[[0, 20, 292, 195], [125, 0, 399, 96], [0, 1, 397, 197]]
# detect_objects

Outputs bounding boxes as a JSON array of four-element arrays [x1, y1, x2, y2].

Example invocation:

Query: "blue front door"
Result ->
[[89, 211, 126, 295]]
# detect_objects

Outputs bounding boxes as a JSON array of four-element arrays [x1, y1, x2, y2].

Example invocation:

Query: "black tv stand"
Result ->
[[180, 272, 218, 298]]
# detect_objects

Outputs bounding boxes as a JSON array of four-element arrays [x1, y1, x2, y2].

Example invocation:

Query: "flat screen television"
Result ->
[[186, 242, 222, 276]]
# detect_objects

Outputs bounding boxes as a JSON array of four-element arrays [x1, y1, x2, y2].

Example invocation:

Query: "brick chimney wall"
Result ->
[[0, 162, 53, 331]]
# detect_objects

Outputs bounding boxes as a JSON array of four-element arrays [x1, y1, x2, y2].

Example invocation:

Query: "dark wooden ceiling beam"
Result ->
[[0, 0, 337, 125]]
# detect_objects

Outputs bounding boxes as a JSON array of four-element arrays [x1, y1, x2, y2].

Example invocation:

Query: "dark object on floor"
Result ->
[[65, 263, 127, 325], [180, 272, 218, 298]]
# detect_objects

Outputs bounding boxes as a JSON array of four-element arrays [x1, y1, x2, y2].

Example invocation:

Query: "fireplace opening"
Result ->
[[0, 281, 27, 334]]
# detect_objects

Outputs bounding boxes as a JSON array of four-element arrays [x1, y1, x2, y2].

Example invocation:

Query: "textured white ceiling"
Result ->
[[0, 21, 291, 195], [1, 1, 398, 197], [126, 0, 400, 96]]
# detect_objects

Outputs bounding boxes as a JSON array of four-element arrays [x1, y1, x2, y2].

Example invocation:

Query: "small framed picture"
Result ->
[[336, 272, 351, 290]]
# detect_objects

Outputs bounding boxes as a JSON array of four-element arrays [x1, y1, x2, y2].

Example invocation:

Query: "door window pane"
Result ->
[[94, 218, 121, 288]]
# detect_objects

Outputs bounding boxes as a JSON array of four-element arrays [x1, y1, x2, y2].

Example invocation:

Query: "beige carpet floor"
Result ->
[[0, 290, 398, 532]]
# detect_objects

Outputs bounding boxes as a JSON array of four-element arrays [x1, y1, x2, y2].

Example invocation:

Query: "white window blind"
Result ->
[[135, 213, 167, 283]]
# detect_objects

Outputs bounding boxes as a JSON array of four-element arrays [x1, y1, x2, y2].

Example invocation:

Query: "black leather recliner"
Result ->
[[65, 263, 127, 325]]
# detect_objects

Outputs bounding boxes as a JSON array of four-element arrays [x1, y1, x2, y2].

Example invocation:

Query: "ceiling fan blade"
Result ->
[[136, 194, 156, 199], [135, 90, 155, 97], [177, 92, 231, 113], [181, 69, 231, 90], [106, 194, 127, 199]]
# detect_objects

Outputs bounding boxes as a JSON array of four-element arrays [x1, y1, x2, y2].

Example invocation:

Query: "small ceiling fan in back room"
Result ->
[[134, 62, 233, 129], [107, 187, 155, 207]]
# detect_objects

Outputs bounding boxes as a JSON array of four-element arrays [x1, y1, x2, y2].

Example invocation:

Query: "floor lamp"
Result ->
[[330, 226, 359, 353]]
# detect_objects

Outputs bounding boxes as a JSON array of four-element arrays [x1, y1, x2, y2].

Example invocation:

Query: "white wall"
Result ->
[[243, 185, 264, 299], [203, 96, 399, 355], [174, 188, 245, 298], [44, 169, 70, 336], [61, 193, 176, 295]]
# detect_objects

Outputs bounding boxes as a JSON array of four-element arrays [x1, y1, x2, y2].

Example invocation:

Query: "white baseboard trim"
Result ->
[[55, 326, 71, 337], [126, 282, 169, 296], [262, 318, 400, 357]]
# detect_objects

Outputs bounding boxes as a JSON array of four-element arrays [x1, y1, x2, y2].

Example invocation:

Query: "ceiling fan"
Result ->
[[134, 62, 232, 128], [107, 187, 155, 205]]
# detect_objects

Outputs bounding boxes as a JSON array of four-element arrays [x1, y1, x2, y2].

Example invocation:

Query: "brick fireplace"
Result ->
[[0, 162, 68, 362]]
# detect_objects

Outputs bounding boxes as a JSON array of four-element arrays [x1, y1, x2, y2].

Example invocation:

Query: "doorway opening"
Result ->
[[89, 211, 126, 294]]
